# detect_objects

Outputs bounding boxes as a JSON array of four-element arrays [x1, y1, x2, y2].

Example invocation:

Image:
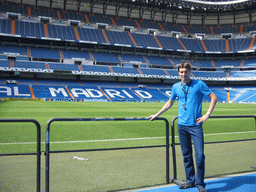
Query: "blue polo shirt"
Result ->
[[170, 80, 212, 126]]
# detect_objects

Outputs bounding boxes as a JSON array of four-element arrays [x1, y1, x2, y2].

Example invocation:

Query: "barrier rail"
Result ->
[[170, 115, 256, 183], [45, 117, 170, 192], [1, 115, 255, 191], [0, 119, 41, 192]]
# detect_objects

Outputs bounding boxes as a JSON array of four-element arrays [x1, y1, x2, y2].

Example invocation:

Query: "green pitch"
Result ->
[[0, 101, 256, 191], [0, 101, 255, 153]]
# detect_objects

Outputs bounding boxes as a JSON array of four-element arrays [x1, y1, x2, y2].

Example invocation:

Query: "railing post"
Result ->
[[171, 116, 178, 180], [163, 118, 170, 184]]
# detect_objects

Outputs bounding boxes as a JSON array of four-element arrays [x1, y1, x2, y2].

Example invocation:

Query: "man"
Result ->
[[149, 62, 217, 192]]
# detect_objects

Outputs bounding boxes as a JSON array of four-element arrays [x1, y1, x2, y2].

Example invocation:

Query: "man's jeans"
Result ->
[[177, 124, 206, 189]]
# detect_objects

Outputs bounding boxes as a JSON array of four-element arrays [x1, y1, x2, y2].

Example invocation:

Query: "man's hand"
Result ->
[[196, 114, 210, 124], [149, 114, 158, 121]]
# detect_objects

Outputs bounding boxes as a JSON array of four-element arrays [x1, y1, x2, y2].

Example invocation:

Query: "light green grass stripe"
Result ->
[[1, 131, 255, 145]]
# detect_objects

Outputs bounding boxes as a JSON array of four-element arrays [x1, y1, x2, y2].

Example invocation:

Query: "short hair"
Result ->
[[178, 62, 191, 72]]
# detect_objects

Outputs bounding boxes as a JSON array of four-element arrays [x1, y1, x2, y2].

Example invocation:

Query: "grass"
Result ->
[[0, 101, 256, 191], [0, 101, 255, 153]]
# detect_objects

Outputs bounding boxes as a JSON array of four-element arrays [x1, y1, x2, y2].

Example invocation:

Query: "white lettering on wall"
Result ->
[[14, 87, 31, 97], [134, 90, 152, 99], [0, 86, 12, 96], [49, 88, 68, 97]]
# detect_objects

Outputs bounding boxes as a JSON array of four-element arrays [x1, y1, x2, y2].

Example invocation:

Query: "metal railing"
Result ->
[[0, 119, 41, 192], [170, 115, 256, 183], [45, 117, 170, 192], [1, 115, 255, 191]]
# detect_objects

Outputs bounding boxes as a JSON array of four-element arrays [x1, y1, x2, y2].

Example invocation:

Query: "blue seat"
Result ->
[[77, 27, 106, 43], [229, 38, 252, 53], [145, 56, 173, 66], [87, 13, 113, 25], [131, 33, 159, 48], [120, 54, 146, 63], [0, 44, 27, 55], [230, 89, 256, 102], [48, 63, 80, 71], [81, 65, 111, 73], [180, 38, 205, 52], [140, 68, 166, 76], [138, 20, 162, 31], [13, 61, 46, 69], [48, 24, 76, 40], [0, 84, 32, 98], [157, 36, 184, 50], [91, 52, 120, 63], [204, 39, 226, 52], [15, 20, 45, 38], [62, 49, 91, 60], [213, 60, 242, 68], [30, 47, 60, 59], [0, 19, 12, 34], [229, 71, 256, 78], [243, 58, 256, 67], [0, 60, 10, 67], [192, 71, 227, 78], [111, 66, 140, 74], [32, 85, 71, 99], [114, 16, 137, 28], [105, 30, 133, 46], [130, 88, 169, 101], [101, 87, 141, 101]]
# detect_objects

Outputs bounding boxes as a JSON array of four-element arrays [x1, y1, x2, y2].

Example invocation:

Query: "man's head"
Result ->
[[178, 62, 191, 72], [178, 62, 192, 84]]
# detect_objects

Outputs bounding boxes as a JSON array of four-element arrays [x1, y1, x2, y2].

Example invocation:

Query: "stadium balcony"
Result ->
[[1, 40, 256, 83], [1, 1, 256, 36]]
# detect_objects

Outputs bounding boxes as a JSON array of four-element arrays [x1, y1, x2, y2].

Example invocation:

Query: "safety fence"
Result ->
[[0, 119, 41, 192], [45, 117, 170, 192], [1, 115, 256, 191], [170, 115, 256, 184]]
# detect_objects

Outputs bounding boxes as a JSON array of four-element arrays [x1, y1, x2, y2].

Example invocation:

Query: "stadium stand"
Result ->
[[105, 30, 134, 46], [0, 60, 11, 67], [180, 38, 205, 52], [80, 64, 111, 73], [0, 1, 255, 103], [30, 47, 61, 59], [119, 53, 147, 64], [4, 77, 254, 102], [15, 20, 45, 38], [1, 15, 256, 54], [230, 89, 256, 102], [243, 58, 256, 67], [111, 66, 141, 75], [229, 71, 256, 78], [77, 27, 107, 43], [91, 52, 120, 63], [13, 61, 47, 69], [192, 71, 227, 78], [0, 44, 27, 55], [61, 49, 91, 60]]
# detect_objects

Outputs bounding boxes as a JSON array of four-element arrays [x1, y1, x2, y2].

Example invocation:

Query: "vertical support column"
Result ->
[[11, 20, 15, 34]]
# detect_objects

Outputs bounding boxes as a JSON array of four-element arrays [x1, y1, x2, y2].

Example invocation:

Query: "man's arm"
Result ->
[[196, 92, 217, 124], [149, 99, 175, 121]]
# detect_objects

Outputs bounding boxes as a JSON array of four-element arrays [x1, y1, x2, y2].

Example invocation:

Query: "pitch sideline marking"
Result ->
[[0, 131, 256, 145]]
